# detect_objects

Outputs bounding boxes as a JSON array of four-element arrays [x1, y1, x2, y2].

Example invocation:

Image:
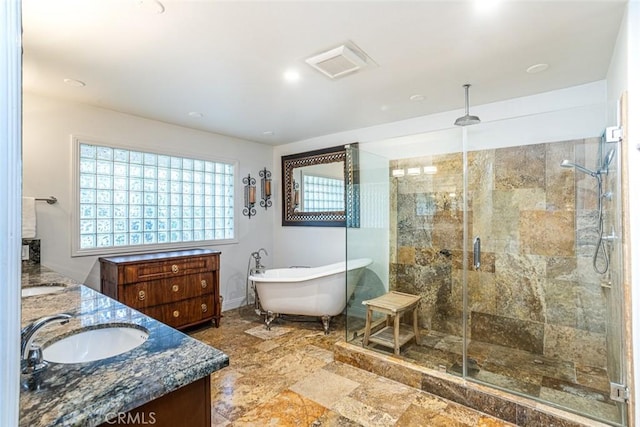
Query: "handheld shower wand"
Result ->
[[559, 151, 615, 274]]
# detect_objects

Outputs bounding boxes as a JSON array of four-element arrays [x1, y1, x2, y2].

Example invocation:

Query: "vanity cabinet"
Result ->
[[100, 249, 222, 329], [97, 376, 211, 427]]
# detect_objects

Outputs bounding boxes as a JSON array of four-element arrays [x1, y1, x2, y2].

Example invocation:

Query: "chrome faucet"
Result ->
[[251, 248, 268, 274], [21, 313, 72, 373]]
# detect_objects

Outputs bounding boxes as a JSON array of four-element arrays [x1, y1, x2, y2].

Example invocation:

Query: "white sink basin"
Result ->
[[21, 284, 66, 297], [43, 326, 149, 364]]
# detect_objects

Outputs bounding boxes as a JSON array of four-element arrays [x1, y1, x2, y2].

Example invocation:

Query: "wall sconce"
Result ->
[[259, 167, 272, 210], [243, 174, 256, 218]]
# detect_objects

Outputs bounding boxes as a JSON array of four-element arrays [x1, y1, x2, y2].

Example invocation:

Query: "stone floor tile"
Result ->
[[231, 389, 328, 426], [190, 308, 536, 427], [310, 410, 364, 427], [290, 369, 360, 408], [348, 375, 421, 419], [331, 396, 398, 427]]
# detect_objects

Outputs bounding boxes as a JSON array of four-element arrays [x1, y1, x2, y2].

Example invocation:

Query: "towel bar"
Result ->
[[35, 196, 57, 205]]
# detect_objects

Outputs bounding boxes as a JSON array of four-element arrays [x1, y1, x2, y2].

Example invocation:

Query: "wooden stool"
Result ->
[[362, 291, 421, 355]]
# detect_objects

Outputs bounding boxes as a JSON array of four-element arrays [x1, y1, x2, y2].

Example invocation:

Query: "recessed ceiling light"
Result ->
[[526, 63, 549, 74], [475, 0, 501, 12], [409, 94, 425, 102], [136, 0, 165, 14], [283, 69, 301, 83], [188, 112, 203, 118], [63, 78, 85, 87], [263, 131, 275, 136]]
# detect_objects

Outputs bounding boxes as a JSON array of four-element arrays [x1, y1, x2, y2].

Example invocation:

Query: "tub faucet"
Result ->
[[21, 313, 72, 373], [251, 248, 268, 274]]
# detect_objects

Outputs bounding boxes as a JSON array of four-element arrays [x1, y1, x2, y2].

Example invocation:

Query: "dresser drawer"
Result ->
[[142, 295, 215, 329], [122, 272, 214, 309], [122, 255, 218, 284], [100, 249, 222, 329]]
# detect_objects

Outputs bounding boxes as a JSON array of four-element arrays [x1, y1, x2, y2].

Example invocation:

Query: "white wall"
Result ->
[[606, 3, 628, 127], [22, 93, 275, 310]]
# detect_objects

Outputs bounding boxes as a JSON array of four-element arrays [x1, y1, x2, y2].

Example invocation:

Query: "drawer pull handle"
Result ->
[[173, 310, 180, 318], [172, 285, 179, 293], [138, 290, 146, 301], [201, 280, 207, 288], [171, 264, 179, 273], [201, 304, 208, 313]]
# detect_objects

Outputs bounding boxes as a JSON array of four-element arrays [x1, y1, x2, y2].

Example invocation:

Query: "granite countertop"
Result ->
[[20, 265, 229, 427]]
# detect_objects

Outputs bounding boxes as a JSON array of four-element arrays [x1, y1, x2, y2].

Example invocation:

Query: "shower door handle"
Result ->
[[473, 237, 481, 271]]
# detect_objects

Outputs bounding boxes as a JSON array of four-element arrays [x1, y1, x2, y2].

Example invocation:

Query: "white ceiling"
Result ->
[[22, 0, 627, 145]]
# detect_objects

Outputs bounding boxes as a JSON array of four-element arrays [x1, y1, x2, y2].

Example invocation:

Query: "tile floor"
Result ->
[[189, 307, 514, 426]]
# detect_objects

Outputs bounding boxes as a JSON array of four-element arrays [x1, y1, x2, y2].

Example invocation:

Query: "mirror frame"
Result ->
[[281, 143, 359, 227]]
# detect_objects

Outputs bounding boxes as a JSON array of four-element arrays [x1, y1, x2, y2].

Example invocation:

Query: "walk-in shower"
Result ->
[[345, 119, 626, 426]]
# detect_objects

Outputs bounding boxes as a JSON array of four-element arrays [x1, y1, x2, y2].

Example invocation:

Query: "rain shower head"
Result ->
[[560, 159, 598, 177], [454, 84, 481, 126], [454, 114, 481, 127]]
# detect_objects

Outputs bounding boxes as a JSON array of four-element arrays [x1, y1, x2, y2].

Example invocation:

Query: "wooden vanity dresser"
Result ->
[[100, 249, 222, 329]]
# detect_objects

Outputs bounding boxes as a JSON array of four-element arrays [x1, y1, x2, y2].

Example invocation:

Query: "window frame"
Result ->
[[71, 136, 239, 257]]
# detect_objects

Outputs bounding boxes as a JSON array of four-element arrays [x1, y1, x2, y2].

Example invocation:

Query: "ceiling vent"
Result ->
[[305, 43, 372, 79]]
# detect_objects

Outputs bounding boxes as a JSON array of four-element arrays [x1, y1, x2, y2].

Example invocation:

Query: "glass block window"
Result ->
[[302, 174, 344, 212], [75, 141, 235, 254]]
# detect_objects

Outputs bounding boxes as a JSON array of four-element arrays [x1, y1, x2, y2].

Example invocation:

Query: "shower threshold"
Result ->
[[339, 331, 623, 426]]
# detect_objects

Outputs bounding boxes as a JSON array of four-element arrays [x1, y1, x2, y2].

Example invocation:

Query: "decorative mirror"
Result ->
[[282, 143, 359, 227]]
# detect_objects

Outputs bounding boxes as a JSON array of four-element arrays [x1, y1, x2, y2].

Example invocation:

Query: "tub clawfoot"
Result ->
[[264, 310, 276, 331], [248, 258, 373, 334], [321, 315, 331, 335]]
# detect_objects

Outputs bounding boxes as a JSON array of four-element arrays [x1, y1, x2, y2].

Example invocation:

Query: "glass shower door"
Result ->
[[464, 119, 626, 425], [345, 146, 391, 340], [346, 128, 467, 372]]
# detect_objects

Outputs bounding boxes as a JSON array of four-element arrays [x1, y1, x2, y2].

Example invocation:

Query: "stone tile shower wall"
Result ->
[[389, 137, 606, 369]]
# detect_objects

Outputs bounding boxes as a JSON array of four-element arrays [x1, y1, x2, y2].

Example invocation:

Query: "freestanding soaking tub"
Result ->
[[249, 258, 372, 334]]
